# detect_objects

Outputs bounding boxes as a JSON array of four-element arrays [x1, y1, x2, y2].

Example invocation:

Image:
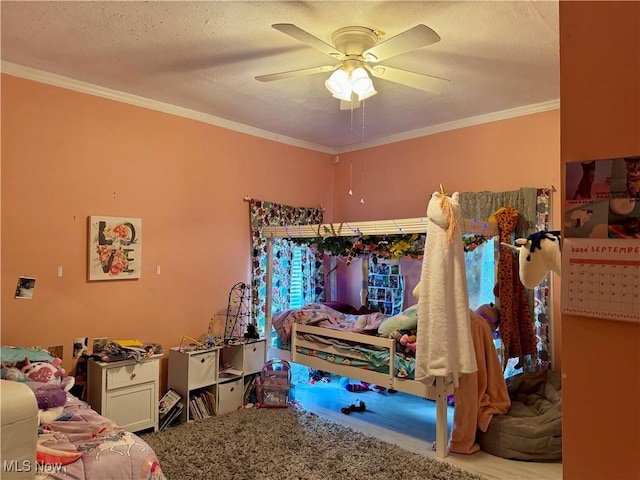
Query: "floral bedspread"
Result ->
[[272, 303, 386, 344], [36, 394, 165, 480], [296, 333, 416, 379]]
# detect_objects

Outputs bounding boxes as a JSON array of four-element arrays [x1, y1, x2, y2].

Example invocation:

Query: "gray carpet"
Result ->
[[141, 406, 484, 480]]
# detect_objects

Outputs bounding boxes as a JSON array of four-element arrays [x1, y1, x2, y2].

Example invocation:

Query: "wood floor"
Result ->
[[291, 372, 562, 480]]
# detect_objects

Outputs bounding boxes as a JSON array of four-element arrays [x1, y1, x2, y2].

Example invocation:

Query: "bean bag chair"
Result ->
[[478, 369, 562, 461]]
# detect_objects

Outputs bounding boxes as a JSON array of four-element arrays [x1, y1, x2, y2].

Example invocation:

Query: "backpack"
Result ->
[[255, 359, 291, 408]]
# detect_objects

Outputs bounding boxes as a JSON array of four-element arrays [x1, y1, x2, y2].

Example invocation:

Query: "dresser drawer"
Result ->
[[106, 360, 158, 390], [188, 351, 218, 389], [217, 378, 243, 415], [105, 382, 156, 432], [243, 341, 265, 375]]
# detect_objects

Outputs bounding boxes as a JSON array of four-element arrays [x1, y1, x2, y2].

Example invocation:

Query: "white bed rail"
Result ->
[[285, 323, 453, 458]]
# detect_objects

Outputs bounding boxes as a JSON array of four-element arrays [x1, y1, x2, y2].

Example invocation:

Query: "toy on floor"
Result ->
[[339, 377, 379, 392], [341, 400, 366, 415]]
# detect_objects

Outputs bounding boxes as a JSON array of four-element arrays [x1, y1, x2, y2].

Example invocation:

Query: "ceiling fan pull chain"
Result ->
[[348, 100, 355, 196], [360, 100, 366, 205]]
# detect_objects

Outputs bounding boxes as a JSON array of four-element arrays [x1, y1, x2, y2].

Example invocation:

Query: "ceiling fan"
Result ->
[[255, 23, 450, 108]]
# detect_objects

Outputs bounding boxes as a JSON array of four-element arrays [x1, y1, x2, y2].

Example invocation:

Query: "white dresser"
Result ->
[[88, 355, 160, 432]]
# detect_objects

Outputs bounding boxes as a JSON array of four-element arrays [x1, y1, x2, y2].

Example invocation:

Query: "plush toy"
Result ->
[[23, 382, 68, 425], [399, 334, 417, 353], [21, 357, 75, 391], [501, 230, 561, 288], [1, 366, 28, 382], [22, 357, 64, 383], [475, 303, 500, 331]]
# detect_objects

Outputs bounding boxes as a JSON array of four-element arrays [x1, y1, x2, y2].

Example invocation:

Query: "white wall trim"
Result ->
[[2, 61, 558, 155]]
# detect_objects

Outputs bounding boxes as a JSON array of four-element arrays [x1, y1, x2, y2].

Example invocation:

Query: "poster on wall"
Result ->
[[88, 216, 142, 280], [564, 157, 640, 239], [562, 156, 640, 322], [14, 276, 36, 299]]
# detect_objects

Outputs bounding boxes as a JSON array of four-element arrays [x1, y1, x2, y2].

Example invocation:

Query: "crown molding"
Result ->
[[334, 99, 560, 153], [1, 61, 334, 154], [2, 61, 558, 155]]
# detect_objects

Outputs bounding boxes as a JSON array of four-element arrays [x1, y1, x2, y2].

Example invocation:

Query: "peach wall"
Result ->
[[332, 110, 563, 371], [331, 110, 561, 223], [560, 2, 640, 479], [0, 75, 334, 387], [1, 75, 563, 397]]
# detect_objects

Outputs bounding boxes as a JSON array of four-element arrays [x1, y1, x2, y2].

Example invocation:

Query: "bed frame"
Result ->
[[261, 216, 498, 458]]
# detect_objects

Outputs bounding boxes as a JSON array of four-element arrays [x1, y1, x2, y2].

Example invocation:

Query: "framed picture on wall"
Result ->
[[88, 216, 142, 281]]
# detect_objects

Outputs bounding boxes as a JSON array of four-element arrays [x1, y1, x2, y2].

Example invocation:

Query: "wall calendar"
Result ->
[[562, 157, 640, 323], [561, 238, 640, 322]]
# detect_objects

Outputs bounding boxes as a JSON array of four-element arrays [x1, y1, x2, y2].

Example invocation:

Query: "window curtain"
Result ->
[[459, 187, 553, 375], [249, 200, 324, 333], [531, 188, 553, 371], [459, 187, 538, 237]]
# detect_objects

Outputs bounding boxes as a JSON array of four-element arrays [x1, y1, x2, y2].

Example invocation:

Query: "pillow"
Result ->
[[0, 346, 54, 364], [377, 305, 418, 337]]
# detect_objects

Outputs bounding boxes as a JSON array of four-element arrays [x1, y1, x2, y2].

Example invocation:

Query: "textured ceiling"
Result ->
[[1, 1, 559, 153]]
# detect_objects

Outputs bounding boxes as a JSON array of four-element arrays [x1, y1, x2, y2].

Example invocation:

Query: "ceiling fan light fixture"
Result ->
[[332, 90, 353, 102], [325, 68, 352, 99], [356, 85, 377, 101], [350, 67, 376, 100]]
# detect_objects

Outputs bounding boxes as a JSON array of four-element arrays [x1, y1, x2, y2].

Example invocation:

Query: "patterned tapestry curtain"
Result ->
[[458, 187, 554, 376], [531, 188, 553, 371], [249, 200, 324, 333], [459, 187, 538, 237]]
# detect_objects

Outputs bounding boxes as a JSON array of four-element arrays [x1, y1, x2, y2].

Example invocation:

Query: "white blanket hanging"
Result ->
[[415, 190, 478, 387]]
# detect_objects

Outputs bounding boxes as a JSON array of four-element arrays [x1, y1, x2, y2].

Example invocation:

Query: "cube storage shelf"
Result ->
[[167, 340, 265, 422]]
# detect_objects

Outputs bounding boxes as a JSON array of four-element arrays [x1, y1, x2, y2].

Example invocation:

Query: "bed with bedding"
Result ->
[[0, 347, 166, 480], [261, 216, 500, 458], [272, 302, 420, 384]]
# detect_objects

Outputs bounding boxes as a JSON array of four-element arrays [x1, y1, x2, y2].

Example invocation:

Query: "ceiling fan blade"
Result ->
[[272, 23, 343, 59], [368, 65, 450, 94], [255, 64, 338, 82], [364, 25, 440, 62]]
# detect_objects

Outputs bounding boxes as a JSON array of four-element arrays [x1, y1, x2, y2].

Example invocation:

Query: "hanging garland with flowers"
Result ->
[[293, 231, 492, 263]]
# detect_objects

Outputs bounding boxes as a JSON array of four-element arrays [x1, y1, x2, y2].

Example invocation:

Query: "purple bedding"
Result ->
[[272, 303, 386, 344], [37, 393, 166, 480]]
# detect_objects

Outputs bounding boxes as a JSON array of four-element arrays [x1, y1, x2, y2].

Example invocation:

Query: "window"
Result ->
[[289, 246, 304, 309], [464, 237, 497, 310]]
